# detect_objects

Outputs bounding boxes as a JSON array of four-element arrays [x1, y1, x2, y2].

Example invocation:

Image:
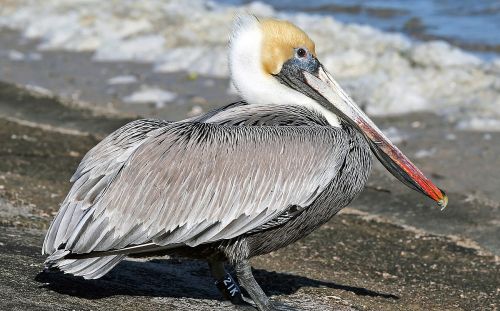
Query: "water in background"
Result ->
[[0, 0, 498, 130], [217, 0, 500, 60]]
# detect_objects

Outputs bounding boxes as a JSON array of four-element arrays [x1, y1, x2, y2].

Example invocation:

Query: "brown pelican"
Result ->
[[43, 16, 447, 310]]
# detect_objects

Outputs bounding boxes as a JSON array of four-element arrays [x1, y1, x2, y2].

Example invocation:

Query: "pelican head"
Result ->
[[230, 15, 448, 208]]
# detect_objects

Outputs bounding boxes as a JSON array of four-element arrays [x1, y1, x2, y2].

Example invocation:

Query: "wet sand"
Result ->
[[0, 28, 237, 122]]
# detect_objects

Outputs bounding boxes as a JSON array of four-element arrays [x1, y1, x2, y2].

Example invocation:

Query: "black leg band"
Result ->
[[215, 272, 244, 304]]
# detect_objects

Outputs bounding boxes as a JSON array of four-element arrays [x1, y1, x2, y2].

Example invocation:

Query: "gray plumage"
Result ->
[[43, 103, 372, 280], [39, 17, 443, 310]]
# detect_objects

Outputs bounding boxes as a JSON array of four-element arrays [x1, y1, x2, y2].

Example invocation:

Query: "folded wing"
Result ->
[[46, 122, 347, 257], [43, 119, 170, 255]]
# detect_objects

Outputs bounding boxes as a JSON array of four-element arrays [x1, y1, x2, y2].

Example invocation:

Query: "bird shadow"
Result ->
[[35, 258, 399, 301], [252, 268, 399, 300]]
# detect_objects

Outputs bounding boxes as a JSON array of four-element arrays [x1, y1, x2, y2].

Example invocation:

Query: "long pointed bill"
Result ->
[[303, 68, 448, 209]]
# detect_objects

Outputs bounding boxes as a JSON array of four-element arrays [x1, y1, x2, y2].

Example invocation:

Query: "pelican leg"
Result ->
[[208, 259, 244, 304], [234, 259, 272, 311]]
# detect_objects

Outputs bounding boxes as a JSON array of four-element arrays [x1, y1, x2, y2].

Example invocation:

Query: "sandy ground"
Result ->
[[0, 27, 499, 310]]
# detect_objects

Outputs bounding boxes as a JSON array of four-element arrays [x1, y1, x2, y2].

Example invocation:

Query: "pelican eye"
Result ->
[[296, 48, 307, 58]]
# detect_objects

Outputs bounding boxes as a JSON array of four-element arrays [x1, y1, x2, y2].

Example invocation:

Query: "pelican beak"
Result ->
[[303, 67, 448, 209]]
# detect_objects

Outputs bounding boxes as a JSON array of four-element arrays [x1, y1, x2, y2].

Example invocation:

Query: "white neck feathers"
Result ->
[[229, 16, 340, 127]]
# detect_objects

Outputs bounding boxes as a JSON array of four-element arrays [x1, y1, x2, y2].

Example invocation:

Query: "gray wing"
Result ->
[[50, 122, 348, 256], [71, 119, 171, 183], [202, 102, 329, 126], [43, 119, 169, 254]]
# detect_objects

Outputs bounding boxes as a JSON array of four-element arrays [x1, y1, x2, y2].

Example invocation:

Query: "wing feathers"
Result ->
[[59, 123, 347, 256], [44, 106, 348, 266]]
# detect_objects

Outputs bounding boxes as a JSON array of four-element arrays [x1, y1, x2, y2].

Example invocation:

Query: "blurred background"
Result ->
[[0, 0, 499, 125], [0, 1, 498, 309]]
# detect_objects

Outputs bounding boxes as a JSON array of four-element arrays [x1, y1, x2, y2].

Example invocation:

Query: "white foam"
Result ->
[[445, 133, 456, 141], [410, 41, 482, 68], [6, 49, 46, 62], [123, 87, 177, 108], [414, 148, 436, 159], [107, 75, 138, 85], [0, 0, 498, 130], [25, 84, 53, 97], [8, 49, 24, 61], [94, 35, 166, 62], [456, 118, 500, 132], [381, 127, 407, 145]]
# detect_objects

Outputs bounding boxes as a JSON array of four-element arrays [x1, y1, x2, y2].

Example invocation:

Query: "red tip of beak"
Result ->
[[390, 147, 448, 209]]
